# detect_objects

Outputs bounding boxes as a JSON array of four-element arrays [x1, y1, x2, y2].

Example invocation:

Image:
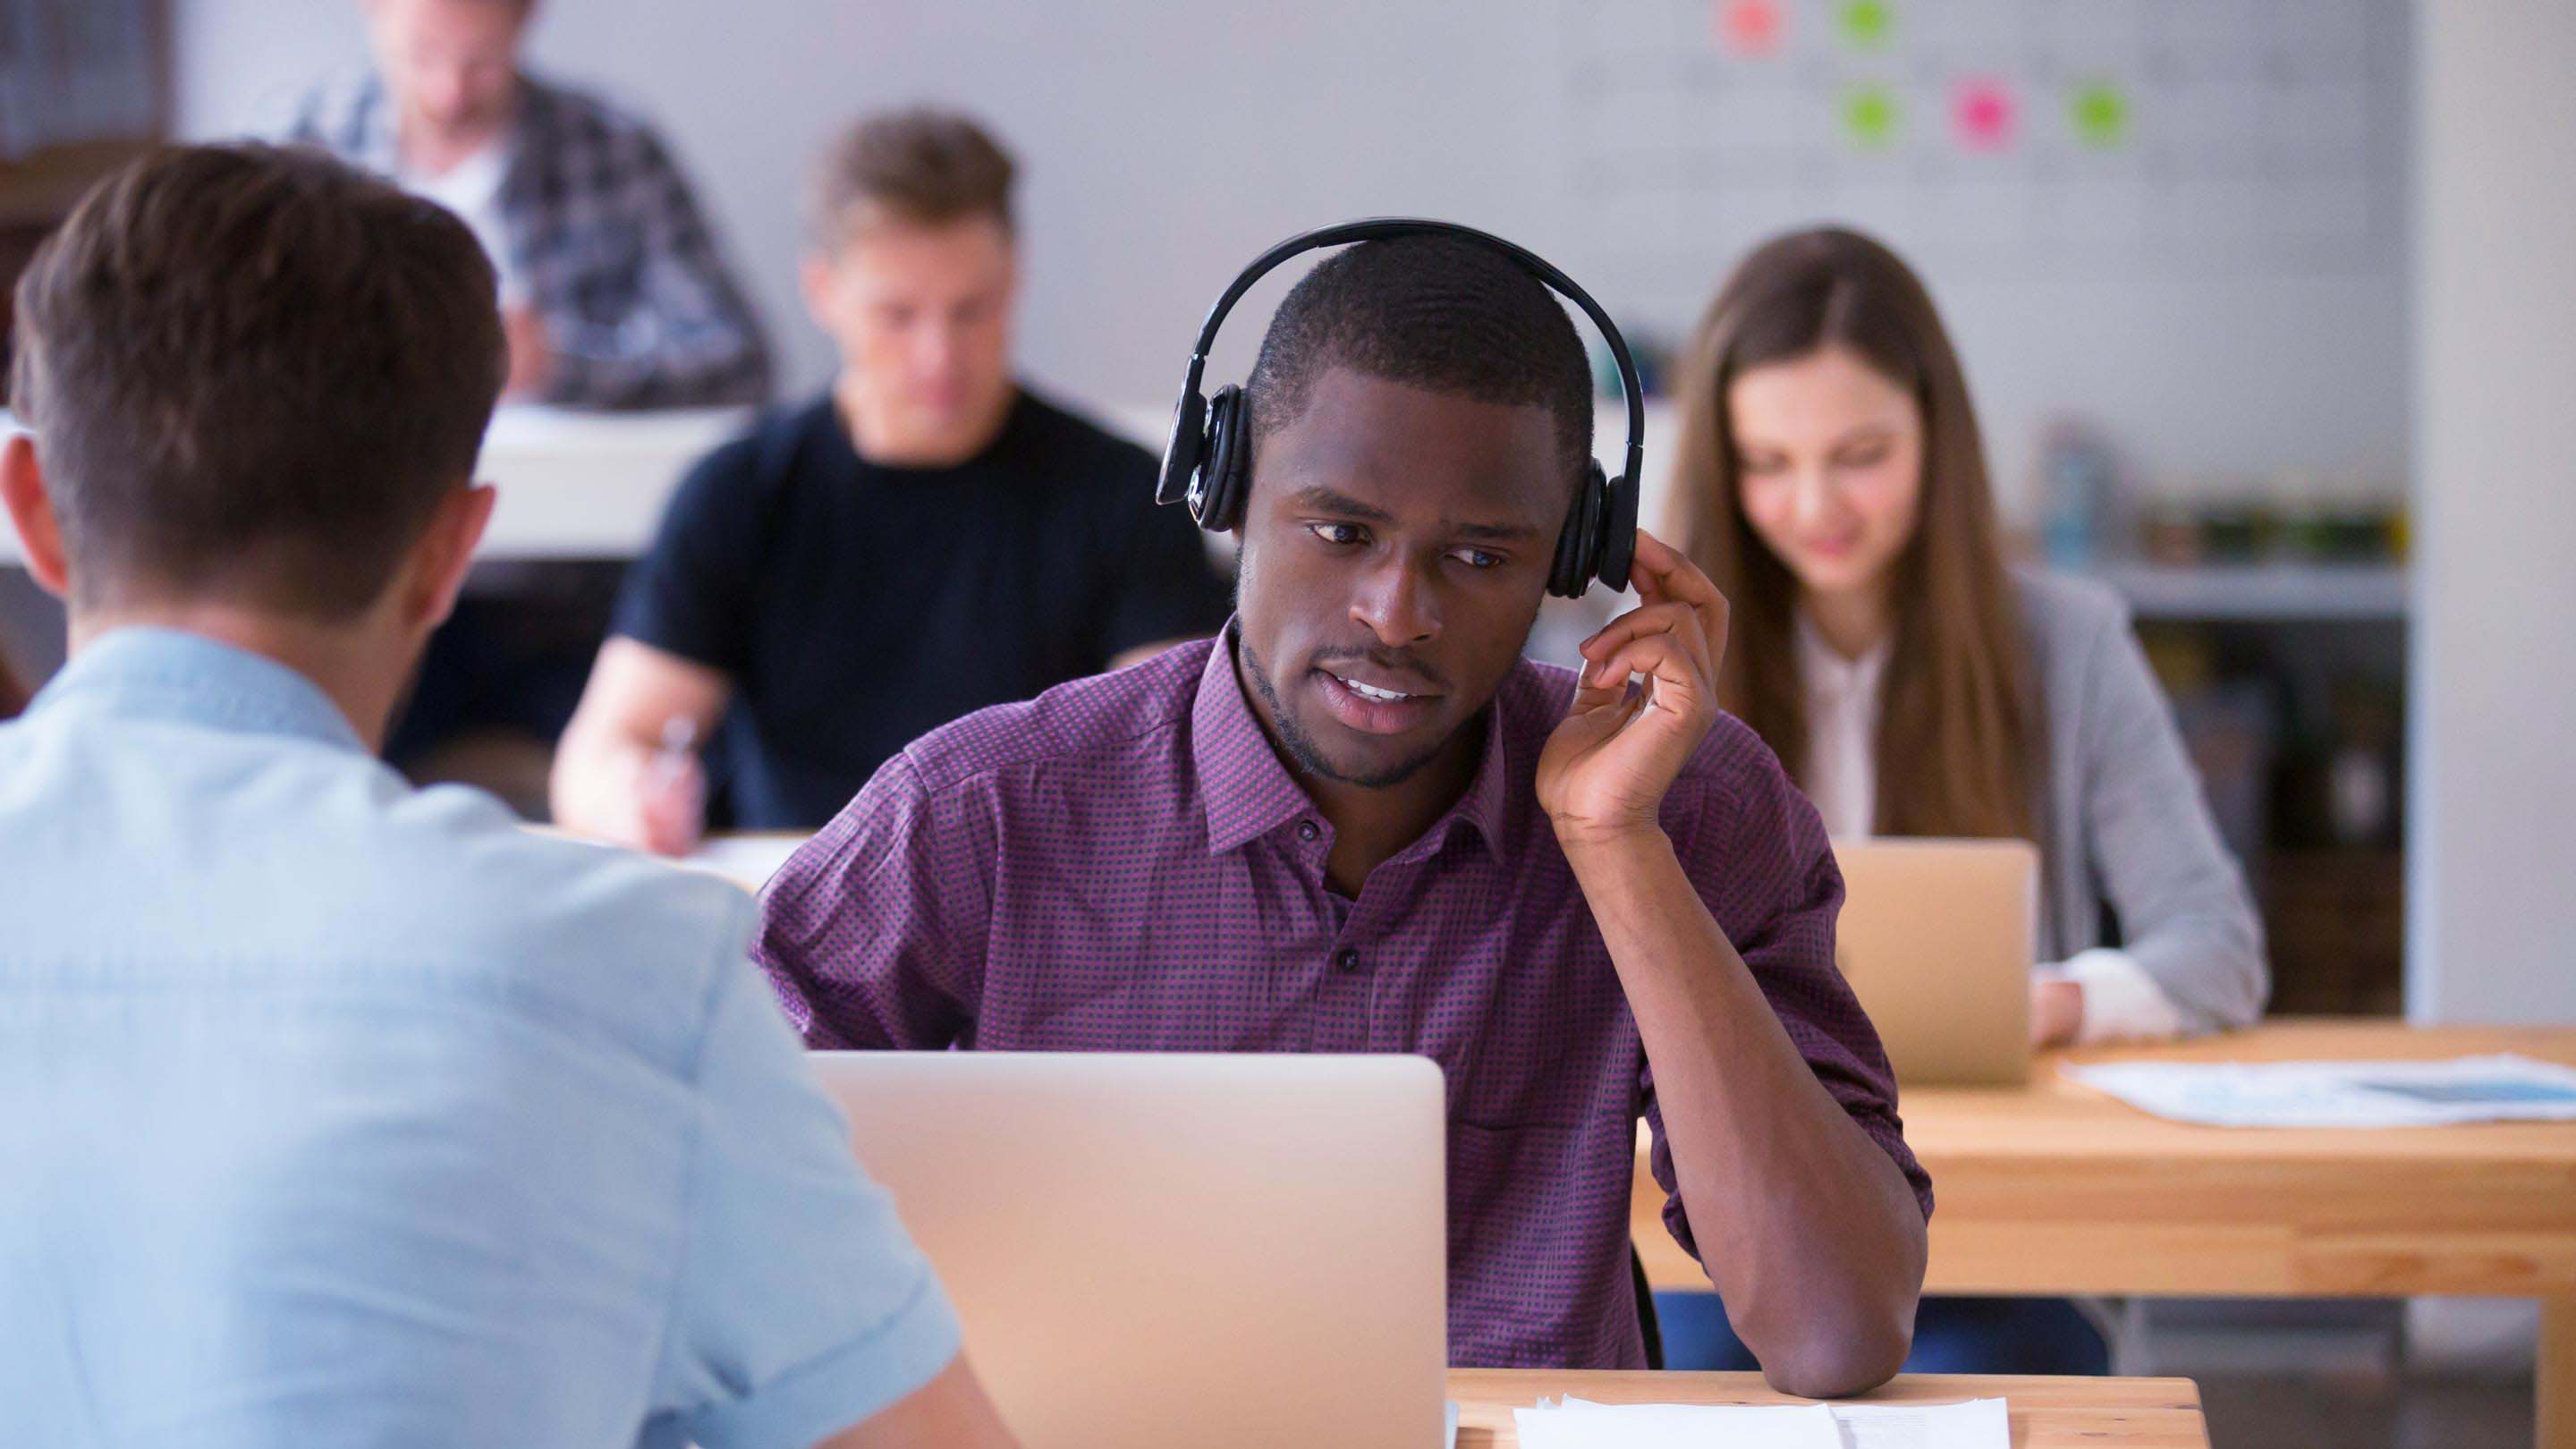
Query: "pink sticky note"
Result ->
[[1953, 78, 2018, 152], [1717, 0, 1784, 57]]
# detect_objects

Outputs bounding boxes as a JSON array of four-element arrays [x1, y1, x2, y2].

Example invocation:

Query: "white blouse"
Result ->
[[1792, 614, 1889, 842], [1792, 612, 2185, 1044]]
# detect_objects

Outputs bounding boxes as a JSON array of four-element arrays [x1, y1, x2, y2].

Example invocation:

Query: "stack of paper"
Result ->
[[1512, 1395, 2006, 1449], [2064, 1055, 2576, 1128]]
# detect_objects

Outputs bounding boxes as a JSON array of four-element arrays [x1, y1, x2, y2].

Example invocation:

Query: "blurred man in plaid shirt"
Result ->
[[284, 0, 769, 410]]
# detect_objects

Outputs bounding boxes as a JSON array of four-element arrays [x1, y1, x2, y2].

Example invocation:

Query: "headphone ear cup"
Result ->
[[1194, 385, 1252, 532], [1157, 390, 1208, 508], [1548, 462, 1608, 598], [1595, 470, 1640, 593]]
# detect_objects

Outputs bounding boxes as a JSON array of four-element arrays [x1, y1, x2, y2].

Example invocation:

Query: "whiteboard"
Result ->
[[1561, 0, 2407, 323]]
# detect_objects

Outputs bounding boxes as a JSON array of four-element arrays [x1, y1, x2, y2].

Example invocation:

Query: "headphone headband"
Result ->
[[1160, 217, 1643, 597], [1174, 218, 1646, 494]]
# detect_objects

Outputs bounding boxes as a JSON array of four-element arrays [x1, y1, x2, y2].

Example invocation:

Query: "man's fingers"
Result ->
[[1627, 528, 1717, 602], [1626, 529, 1731, 662], [1580, 600, 1713, 686], [635, 754, 705, 857], [1588, 631, 1714, 719]]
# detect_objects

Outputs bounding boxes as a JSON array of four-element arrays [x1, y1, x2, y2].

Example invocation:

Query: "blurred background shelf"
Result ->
[[2091, 562, 2411, 623]]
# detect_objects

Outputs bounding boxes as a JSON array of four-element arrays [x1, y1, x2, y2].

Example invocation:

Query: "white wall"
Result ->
[[2406, 0, 2576, 1024], [174, 0, 2411, 519]]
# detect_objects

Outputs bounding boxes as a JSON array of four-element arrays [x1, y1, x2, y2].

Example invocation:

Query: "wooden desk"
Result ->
[[1451, 1369, 2207, 1447], [1633, 1021, 2576, 1448]]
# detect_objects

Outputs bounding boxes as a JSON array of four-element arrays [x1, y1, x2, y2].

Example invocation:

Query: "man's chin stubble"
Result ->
[[1239, 638, 1449, 791]]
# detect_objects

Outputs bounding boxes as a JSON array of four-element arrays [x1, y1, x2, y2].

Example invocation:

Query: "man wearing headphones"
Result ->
[[756, 230, 1930, 1391]]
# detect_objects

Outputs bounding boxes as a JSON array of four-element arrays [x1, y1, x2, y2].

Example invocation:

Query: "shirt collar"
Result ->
[[1191, 622, 1509, 860], [27, 627, 369, 753]]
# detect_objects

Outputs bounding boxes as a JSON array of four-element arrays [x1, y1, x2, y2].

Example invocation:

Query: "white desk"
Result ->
[[465, 405, 747, 559], [0, 405, 743, 565]]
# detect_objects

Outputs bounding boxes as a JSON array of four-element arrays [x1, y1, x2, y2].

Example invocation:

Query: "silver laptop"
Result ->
[[809, 1051, 1447, 1448], [1830, 837, 2041, 1087]]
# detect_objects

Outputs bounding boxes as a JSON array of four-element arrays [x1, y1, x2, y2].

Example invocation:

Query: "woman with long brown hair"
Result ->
[[1654, 226, 2266, 1374], [1672, 225, 2262, 1045]]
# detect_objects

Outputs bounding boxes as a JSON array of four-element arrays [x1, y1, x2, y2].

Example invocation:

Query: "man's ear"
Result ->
[[401, 481, 496, 631], [799, 252, 839, 329], [1, 433, 72, 600]]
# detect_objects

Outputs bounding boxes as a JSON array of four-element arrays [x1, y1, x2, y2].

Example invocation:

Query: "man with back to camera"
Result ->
[[0, 142, 1013, 1448], [756, 230, 1932, 1393], [551, 108, 1232, 852], [284, 0, 768, 407]]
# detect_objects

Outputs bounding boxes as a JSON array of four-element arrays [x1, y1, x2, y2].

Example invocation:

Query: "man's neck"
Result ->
[[397, 89, 519, 178], [834, 375, 1016, 469], [1801, 581, 1894, 662], [68, 605, 408, 751], [1309, 741, 1480, 896], [1231, 645, 1483, 895]]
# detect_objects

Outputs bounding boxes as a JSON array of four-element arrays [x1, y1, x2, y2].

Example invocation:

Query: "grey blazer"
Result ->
[[2014, 567, 2269, 1034]]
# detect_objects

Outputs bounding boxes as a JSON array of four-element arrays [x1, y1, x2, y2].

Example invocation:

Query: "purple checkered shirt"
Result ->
[[756, 631, 1931, 1369]]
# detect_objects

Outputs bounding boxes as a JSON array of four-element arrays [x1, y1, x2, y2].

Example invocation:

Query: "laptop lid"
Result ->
[[809, 1050, 1446, 1448], [1829, 837, 2040, 1087]]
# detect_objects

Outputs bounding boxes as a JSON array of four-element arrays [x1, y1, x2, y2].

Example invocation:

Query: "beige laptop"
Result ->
[[1830, 837, 2042, 1087], [809, 1051, 1447, 1449]]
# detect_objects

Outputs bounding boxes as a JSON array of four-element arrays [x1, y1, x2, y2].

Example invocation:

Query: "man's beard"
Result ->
[[1236, 632, 1453, 790]]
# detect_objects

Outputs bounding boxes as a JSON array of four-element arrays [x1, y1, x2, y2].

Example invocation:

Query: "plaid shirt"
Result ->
[[284, 72, 771, 410]]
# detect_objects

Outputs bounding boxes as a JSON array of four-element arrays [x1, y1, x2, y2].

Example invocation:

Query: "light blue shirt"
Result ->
[[0, 629, 961, 1448]]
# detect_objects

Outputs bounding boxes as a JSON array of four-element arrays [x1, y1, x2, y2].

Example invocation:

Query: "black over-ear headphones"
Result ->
[[1155, 218, 1645, 599]]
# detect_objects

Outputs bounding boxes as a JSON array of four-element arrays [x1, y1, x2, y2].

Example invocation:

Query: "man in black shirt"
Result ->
[[552, 109, 1227, 848]]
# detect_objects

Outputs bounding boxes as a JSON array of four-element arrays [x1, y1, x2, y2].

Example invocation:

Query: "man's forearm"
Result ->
[[1563, 827, 1926, 1397]]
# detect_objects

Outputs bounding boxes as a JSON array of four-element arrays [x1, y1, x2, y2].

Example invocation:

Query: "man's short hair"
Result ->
[[9, 142, 504, 618], [805, 107, 1017, 252], [1245, 235, 1595, 486]]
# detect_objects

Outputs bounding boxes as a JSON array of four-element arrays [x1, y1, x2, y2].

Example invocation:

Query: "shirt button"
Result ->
[[1335, 947, 1361, 973], [1296, 820, 1320, 843]]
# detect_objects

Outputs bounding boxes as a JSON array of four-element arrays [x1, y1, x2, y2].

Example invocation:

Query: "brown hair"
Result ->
[[1670, 227, 2038, 841], [9, 142, 504, 619], [806, 107, 1017, 251]]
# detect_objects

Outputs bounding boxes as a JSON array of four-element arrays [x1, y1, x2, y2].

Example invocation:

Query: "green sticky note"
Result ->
[[1839, 0, 1894, 48], [2069, 80, 2131, 148], [1842, 84, 1901, 148]]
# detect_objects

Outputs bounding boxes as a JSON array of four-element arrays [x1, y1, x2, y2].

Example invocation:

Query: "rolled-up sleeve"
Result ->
[[648, 957, 961, 1449], [1640, 729, 1933, 1264]]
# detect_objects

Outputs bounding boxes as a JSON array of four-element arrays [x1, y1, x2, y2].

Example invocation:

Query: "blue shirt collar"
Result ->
[[28, 627, 369, 753]]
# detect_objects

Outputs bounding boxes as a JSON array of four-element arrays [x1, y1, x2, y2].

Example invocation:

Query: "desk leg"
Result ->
[[2543, 1297, 2576, 1449]]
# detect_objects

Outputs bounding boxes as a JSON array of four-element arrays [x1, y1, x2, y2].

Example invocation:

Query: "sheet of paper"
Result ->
[[1513, 1398, 1838, 1449], [2065, 1055, 2576, 1128], [682, 835, 806, 892], [1832, 1397, 2011, 1449], [1512, 1396, 2007, 1449]]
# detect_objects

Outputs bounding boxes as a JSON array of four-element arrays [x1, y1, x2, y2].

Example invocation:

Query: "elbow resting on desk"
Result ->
[[1716, 1172, 1928, 1400], [1752, 1292, 1918, 1401]]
